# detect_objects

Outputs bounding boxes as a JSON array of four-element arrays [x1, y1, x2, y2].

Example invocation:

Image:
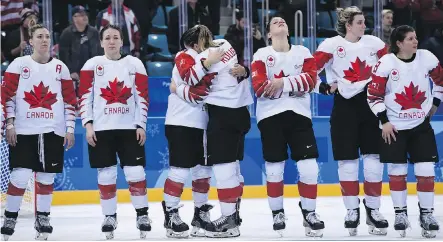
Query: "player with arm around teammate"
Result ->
[[313, 6, 389, 236], [161, 26, 222, 238], [1, 24, 77, 241], [367, 25, 443, 238], [78, 25, 150, 240]]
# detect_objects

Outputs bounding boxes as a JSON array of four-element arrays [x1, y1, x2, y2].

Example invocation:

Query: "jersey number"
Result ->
[[373, 61, 381, 73]]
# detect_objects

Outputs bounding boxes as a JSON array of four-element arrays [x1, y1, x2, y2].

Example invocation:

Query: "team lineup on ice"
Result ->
[[1, 4, 443, 242]]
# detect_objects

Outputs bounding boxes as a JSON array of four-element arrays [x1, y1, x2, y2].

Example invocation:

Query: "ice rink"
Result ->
[[3, 195, 442, 241]]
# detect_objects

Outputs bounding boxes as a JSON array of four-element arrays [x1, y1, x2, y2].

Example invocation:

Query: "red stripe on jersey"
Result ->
[[429, 63, 443, 86], [340, 181, 359, 196], [389, 175, 407, 191], [7, 182, 26, 196], [128, 180, 147, 196], [368, 74, 388, 97], [61, 79, 77, 107], [298, 181, 317, 199], [135, 72, 149, 105], [217, 186, 240, 203], [192, 178, 210, 193], [164, 178, 184, 197], [251, 60, 268, 97], [363, 181, 382, 196], [313, 51, 333, 71], [377, 45, 388, 59], [416, 176, 434, 192], [98, 184, 117, 200], [36, 182, 54, 195], [301, 57, 317, 90], [295, 77, 301, 91], [175, 52, 197, 84], [267, 181, 284, 198], [78, 70, 94, 101], [2, 72, 20, 102], [300, 74, 308, 92]]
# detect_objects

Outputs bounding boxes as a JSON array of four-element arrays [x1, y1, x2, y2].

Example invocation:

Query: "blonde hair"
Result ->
[[336, 6, 363, 37], [28, 23, 47, 38], [382, 9, 393, 17], [195, 25, 218, 52]]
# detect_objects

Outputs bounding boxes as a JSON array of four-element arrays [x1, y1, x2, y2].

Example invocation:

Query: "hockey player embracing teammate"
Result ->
[[368, 25, 442, 238], [78, 25, 151, 240], [161, 26, 219, 238], [251, 16, 325, 237]]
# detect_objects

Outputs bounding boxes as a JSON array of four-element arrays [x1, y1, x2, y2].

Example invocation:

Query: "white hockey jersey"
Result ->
[[197, 39, 253, 108], [314, 35, 388, 99], [78, 55, 149, 131], [165, 49, 214, 129], [1, 56, 77, 137], [368, 50, 443, 130], [251, 45, 316, 122]]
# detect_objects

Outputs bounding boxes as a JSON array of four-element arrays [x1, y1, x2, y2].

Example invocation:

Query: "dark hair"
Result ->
[[180, 25, 216, 52], [336, 6, 363, 37], [28, 24, 47, 38], [235, 9, 243, 21], [389, 25, 415, 54], [99, 24, 123, 41], [266, 16, 290, 45]]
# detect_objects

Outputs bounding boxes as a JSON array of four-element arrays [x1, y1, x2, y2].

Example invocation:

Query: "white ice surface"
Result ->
[[3, 195, 442, 241]]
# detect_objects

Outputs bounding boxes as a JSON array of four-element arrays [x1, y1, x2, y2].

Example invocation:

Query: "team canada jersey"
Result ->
[[1, 56, 77, 137], [78, 55, 149, 131], [251, 45, 316, 122], [165, 49, 214, 129], [368, 50, 443, 130], [197, 39, 253, 108], [314, 35, 388, 99]]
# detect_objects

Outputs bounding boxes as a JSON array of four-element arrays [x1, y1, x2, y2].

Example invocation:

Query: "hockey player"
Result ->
[[368, 25, 442, 238], [313, 6, 389, 236], [78, 25, 150, 240], [176, 25, 252, 238], [251, 16, 324, 237], [167, 26, 250, 238], [1, 24, 77, 241], [161, 27, 220, 238]]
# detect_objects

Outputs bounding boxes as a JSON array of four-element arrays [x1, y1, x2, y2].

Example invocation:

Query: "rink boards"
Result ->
[[50, 116, 443, 205], [32, 77, 441, 205]]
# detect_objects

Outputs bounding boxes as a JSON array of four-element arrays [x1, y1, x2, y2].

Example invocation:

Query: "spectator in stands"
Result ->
[[23, 0, 39, 14], [199, 0, 221, 35], [224, 9, 266, 64], [96, 0, 141, 57], [379, 9, 394, 45], [167, 0, 211, 54], [59, 5, 102, 90], [2, 9, 38, 62], [420, 27, 443, 64]]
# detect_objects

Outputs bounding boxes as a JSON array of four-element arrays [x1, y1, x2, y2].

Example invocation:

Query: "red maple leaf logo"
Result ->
[[98, 66, 103, 71], [23, 68, 29, 73], [274, 70, 288, 78], [394, 82, 426, 110], [392, 70, 397, 75], [100, 78, 133, 104], [268, 56, 273, 62], [338, 47, 344, 52], [343, 57, 372, 83], [23, 82, 58, 110]]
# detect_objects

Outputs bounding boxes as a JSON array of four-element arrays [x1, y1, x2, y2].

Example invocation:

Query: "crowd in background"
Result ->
[[1, 0, 442, 78]]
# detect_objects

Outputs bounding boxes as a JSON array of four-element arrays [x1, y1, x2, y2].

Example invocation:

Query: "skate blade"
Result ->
[[204, 227, 240, 238], [368, 226, 387, 236], [348, 228, 358, 236], [422, 229, 437, 238], [397, 230, 407, 238], [140, 231, 149, 239], [35, 232, 49, 241], [305, 227, 323, 238], [166, 229, 189, 238], [275, 229, 285, 237], [104, 232, 114, 240], [2, 235, 10, 241], [190, 227, 206, 237]]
